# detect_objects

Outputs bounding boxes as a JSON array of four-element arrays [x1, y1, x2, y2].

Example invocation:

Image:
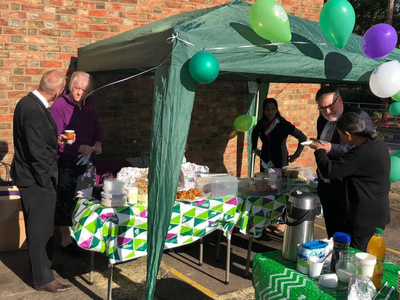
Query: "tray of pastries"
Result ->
[[176, 188, 206, 202]]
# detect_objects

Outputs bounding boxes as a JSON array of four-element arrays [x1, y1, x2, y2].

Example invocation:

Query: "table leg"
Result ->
[[107, 262, 114, 300], [245, 236, 253, 279], [215, 230, 222, 262], [89, 251, 95, 285], [225, 237, 231, 285], [199, 237, 203, 266]]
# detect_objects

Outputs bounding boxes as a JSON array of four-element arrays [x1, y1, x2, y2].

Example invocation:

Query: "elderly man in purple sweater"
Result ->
[[51, 71, 103, 257]]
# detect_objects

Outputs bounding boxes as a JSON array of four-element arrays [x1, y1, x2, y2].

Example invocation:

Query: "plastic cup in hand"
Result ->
[[128, 187, 138, 204], [355, 253, 376, 278], [65, 130, 75, 144], [309, 256, 324, 278]]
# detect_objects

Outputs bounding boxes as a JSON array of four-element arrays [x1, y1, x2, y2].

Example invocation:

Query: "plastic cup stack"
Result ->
[[397, 270, 400, 300]]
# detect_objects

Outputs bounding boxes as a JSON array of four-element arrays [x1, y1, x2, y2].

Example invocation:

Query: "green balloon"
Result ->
[[319, 0, 355, 48], [389, 102, 400, 115], [249, 0, 292, 43], [234, 114, 257, 132], [392, 89, 400, 101], [390, 155, 400, 183], [189, 51, 219, 84]]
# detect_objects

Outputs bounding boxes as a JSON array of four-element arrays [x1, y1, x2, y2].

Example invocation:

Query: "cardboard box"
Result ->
[[0, 187, 27, 252]]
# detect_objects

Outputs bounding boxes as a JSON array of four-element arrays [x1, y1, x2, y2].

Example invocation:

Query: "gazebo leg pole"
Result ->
[[107, 262, 114, 300], [225, 237, 231, 285], [245, 236, 253, 279], [215, 230, 222, 262], [89, 251, 95, 285], [199, 237, 203, 266]]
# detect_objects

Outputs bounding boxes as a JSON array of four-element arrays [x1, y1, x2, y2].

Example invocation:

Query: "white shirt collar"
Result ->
[[32, 90, 49, 108]]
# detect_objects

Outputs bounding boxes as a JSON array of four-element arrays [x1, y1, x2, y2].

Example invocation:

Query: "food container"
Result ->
[[134, 179, 148, 203], [297, 240, 328, 275], [103, 179, 125, 194], [238, 178, 278, 196], [101, 191, 126, 201], [196, 174, 238, 197]]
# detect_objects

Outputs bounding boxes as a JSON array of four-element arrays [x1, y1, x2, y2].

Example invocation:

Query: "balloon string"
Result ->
[[83, 32, 328, 101], [204, 41, 327, 51], [83, 40, 179, 103], [166, 32, 196, 47]]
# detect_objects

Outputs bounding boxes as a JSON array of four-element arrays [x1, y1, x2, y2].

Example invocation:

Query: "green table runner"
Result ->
[[71, 196, 239, 264], [253, 250, 400, 300]]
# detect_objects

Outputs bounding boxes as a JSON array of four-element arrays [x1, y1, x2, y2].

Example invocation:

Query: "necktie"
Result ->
[[324, 122, 336, 142], [318, 121, 336, 183], [47, 107, 51, 113]]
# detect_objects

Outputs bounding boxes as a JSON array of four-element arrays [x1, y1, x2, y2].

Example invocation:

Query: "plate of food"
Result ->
[[176, 188, 206, 202]]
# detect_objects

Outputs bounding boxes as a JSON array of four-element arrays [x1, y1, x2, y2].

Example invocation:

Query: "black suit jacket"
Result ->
[[315, 139, 390, 236], [12, 92, 58, 188], [316, 105, 374, 159], [252, 117, 307, 168]]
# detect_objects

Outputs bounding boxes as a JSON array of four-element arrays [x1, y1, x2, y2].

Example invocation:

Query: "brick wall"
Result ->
[[0, 0, 323, 179]]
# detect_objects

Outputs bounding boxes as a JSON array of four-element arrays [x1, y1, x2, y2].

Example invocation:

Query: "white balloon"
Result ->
[[369, 60, 400, 98]]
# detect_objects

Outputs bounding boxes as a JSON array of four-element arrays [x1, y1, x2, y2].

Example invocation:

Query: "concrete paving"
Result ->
[[1, 193, 399, 300]]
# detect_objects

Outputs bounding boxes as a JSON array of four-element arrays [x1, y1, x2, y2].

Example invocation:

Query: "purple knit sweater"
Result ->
[[50, 90, 103, 161]]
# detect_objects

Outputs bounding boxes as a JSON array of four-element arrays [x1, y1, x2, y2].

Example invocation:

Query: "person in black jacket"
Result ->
[[310, 86, 374, 239], [313, 112, 390, 251], [252, 98, 307, 234], [252, 98, 307, 170], [11, 70, 72, 293]]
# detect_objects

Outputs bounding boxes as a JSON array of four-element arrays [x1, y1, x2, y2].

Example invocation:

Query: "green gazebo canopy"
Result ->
[[77, 1, 400, 298]]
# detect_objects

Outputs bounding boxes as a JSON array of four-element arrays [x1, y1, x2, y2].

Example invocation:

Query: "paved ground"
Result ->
[[1, 192, 399, 300]]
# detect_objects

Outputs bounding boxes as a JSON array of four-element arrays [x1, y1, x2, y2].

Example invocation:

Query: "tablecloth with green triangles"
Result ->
[[71, 196, 240, 264], [253, 250, 400, 300], [237, 194, 288, 238]]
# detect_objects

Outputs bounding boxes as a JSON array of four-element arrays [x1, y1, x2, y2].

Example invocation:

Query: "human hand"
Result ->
[[57, 134, 67, 145], [253, 149, 261, 157], [79, 145, 94, 155], [288, 155, 297, 163], [310, 138, 331, 153], [94, 142, 102, 155], [58, 133, 76, 144]]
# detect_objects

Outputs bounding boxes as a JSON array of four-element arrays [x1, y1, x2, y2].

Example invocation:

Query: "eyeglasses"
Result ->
[[318, 95, 340, 112]]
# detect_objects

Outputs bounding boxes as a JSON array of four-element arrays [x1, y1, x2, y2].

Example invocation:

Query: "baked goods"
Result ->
[[250, 179, 273, 191], [176, 188, 203, 200]]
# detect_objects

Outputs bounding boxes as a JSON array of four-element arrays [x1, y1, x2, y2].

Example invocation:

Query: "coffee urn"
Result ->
[[282, 190, 320, 262]]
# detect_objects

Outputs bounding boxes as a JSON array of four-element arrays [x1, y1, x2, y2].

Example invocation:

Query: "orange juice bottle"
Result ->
[[366, 227, 386, 289]]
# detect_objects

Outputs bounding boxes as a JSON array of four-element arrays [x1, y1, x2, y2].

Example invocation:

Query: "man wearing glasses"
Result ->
[[310, 86, 373, 238]]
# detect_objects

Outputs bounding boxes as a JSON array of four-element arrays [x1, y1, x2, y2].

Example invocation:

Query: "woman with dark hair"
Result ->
[[312, 112, 390, 251], [252, 98, 307, 235], [252, 98, 307, 170]]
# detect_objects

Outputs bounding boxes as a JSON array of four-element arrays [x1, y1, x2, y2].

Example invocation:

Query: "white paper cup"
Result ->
[[355, 253, 376, 278], [309, 256, 324, 278], [65, 130, 75, 144]]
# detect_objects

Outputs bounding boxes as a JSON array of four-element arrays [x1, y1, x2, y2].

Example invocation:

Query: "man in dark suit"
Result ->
[[12, 70, 72, 293], [310, 86, 373, 238]]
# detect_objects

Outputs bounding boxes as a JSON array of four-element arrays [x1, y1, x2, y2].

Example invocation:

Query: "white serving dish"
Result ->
[[101, 191, 126, 201], [101, 198, 127, 207]]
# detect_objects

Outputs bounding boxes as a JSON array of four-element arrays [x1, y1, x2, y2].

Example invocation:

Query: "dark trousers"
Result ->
[[317, 179, 346, 239], [351, 234, 374, 252], [19, 183, 56, 286]]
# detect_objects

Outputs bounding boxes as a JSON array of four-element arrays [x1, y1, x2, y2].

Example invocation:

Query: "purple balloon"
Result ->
[[362, 23, 398, 59]]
